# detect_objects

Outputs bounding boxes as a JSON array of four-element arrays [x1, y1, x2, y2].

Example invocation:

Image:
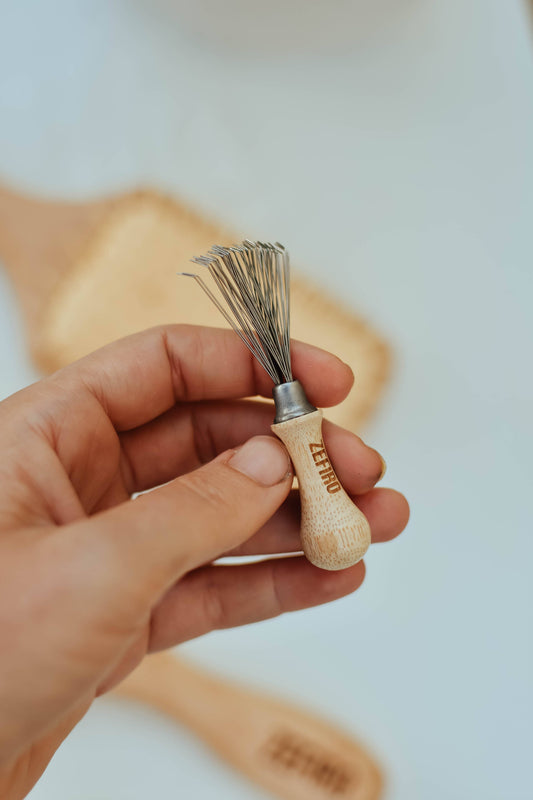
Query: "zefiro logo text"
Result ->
[[308, 442, 341, 494]]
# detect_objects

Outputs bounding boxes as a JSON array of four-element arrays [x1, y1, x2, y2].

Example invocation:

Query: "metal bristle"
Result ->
[[186, 240, 292, 385]]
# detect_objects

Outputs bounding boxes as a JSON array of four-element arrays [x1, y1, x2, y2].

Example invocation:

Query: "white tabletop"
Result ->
[[1, 1, 532, 798]]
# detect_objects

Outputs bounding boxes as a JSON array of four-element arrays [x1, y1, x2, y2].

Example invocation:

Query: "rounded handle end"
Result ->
[[301, 504, 371, 571]]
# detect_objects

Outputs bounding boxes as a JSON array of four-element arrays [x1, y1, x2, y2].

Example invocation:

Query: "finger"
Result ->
[[356, 488, 410, 542], [149, 558, 366, 650], [26, 438, 293, 720], [52, 325, 354, 430], [62, 437, 293, 631], [226, 487, 410, 556], [119, 401, 383, 495], [87, 490, 409, 691], [321, 418, 385, 495], [119, 399, 275, 493]]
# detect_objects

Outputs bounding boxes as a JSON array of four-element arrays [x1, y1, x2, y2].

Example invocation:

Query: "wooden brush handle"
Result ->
[[272, 410, 371, 570], [116, 653, 383, 800]]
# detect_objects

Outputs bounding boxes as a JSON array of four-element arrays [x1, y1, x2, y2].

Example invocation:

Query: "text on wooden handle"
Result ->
[[309, 442, 341, 494]]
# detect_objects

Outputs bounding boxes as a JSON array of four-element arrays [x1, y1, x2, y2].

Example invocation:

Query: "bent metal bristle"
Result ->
[[182, 240, 370, 570]]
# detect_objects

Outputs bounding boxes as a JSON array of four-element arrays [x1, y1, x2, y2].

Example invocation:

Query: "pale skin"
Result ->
[[0, 325, 409, 799]]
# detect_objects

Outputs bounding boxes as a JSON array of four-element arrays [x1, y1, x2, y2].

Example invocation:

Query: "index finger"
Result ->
[[51, 324, 354, 430]]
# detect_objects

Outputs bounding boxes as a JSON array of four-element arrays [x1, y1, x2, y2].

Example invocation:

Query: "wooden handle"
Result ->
[[271, 410, 371, 571], [116, 653, 383, 800]]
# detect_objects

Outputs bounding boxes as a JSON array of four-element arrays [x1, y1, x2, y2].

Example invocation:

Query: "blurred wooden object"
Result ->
[[0, 184, 390, 430], [0, 185, 115, 349], [116, 652, 383, 800]]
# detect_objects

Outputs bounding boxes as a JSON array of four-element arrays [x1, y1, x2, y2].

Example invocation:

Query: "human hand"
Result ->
[[0, 325, 409, 799]]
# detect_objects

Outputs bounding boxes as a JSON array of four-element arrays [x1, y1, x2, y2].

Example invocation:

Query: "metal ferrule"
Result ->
[[272, 380, 317, 424]]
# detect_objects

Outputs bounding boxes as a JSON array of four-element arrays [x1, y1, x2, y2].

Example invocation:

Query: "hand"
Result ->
[[0, 325, 409, 799]]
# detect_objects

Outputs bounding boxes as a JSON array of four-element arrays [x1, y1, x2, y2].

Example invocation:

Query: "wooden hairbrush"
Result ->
[[0, 183, 390, 431], [115, 652, 383, 800]]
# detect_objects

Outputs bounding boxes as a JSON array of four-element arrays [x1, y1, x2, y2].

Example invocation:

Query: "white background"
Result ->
[[0, 1, 532, 798]]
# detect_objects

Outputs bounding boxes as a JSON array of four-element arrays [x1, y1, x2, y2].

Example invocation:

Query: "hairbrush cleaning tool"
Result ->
[[184, 240, 371, 571]]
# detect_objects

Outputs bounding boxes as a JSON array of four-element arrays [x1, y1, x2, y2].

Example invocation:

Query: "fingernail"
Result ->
[[229, 436, 292, 487], [378, 454, 387, 481]]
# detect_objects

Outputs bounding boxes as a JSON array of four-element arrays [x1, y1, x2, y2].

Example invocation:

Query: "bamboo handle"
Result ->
[[116, 653, 383, 800], [272, 410, 371, 571]]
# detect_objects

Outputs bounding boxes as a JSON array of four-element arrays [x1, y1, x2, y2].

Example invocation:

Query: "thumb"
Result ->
[[1, 437, 292, 760], [66, 435, 293, 611]]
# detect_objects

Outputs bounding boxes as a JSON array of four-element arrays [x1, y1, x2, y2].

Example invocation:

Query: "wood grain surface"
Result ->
[[272, 410, 371, 569]]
